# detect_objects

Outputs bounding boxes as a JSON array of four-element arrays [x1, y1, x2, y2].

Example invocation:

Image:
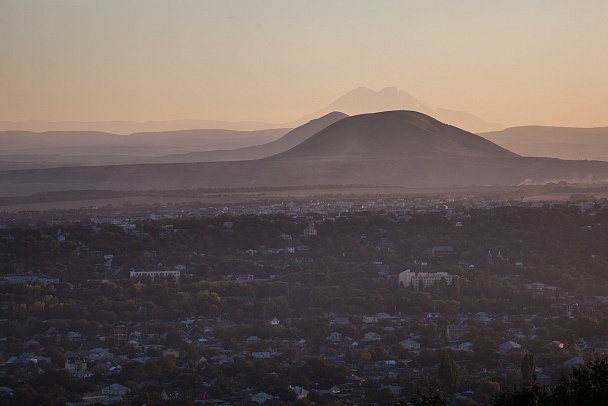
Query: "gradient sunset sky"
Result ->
[[2, 1, 607, 127]]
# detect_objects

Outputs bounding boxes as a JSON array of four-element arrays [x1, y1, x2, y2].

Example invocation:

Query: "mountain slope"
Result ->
[[479, 126, 608, 162], [293, 87, 503, 133], [148, 112, 348, 163]]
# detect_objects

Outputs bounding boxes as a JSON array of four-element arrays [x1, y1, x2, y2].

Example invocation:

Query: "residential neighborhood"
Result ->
[[1, 193, 608, 405]]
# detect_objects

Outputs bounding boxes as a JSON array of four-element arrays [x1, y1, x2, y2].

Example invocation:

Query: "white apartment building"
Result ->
[[129, 270, 180, 285], [398, 269, 457, 290], [0, 274, 59, 286]]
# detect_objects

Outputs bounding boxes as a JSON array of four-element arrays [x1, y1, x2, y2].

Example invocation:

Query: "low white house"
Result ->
[[449, 342, 473, 352], [475, 312, 493, 324], [399, 338, 421, 350], [251, 392, 273, 404], [73, 370, 94, 379], [102, 383, 131, 397], [163, 348, 180, 358], [498, 341, 521, 352], [66, 331, 82, 342], [246, 336, 261, 345], [563, 356, 584, 366], [363, 332, 381, 342], [290, 385, 309, 399]]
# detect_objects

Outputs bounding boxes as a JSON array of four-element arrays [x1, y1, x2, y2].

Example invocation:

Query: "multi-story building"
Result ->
[[65, 356, 87, 373], [129, 270, 180, 285], [398, 269, 457, 290], [0, 274, 59, 286], [113, 321, 128, 342]]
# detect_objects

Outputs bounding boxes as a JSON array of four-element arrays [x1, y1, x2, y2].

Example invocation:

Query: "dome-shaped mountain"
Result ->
[[272, 110, 516, 160]]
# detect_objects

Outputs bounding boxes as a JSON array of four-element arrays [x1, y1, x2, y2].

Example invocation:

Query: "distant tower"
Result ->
[[303, 218, 317, 237], [113, 321, 128, 342]]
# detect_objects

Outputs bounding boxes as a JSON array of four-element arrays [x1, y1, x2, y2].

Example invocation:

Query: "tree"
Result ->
[[357, 351, 372, 369], [521, 353, 536, 386], [438, 352, 459, 393], [494, 358, 608, 406], [369, 387, 400, 405], [277, 386, 297, 402], [550, 357, 608, 405], [474, 380, 501, 404], [405, 392, 447, 406]]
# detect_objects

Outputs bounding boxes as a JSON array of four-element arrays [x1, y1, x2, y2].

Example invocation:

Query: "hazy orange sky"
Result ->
[[1, 1, 607, 127]]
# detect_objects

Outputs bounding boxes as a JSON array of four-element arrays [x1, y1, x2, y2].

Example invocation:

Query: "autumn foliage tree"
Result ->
[[438, 351, 459, 393]]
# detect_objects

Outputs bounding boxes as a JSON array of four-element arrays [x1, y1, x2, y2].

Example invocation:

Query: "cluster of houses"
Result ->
[[4, 192, 607, 232], [4, 294, 608, 406], [2, 196, 608, 404]]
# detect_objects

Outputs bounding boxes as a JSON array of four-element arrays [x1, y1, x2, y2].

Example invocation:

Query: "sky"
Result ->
[[1, 1, 608, 128]]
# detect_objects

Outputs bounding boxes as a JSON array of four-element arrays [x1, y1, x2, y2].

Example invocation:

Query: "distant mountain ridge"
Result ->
[[0, 128, 288, 167], [480, 126, 608, 162], [0, 119, 279, 134], [2, 87, 502, 135], [1, 110, 607, 197], [292, 87, 503, 133], [0, 112, 348, 168], [148, 112, 348, 163]]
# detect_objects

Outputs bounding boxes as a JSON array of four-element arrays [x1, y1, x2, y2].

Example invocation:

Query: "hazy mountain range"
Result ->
[[0, 119, 280, 135], [480, 126, 608, 161], [2, 87, 498, 134], [147, 112, 348, 163], [0, 128, 288, 169], [292, 87, 503, 133], [4, 112, 607, 170], [5, 87, 608, 170], [2, 86, 608, 197], [2, 110, 608, 197]]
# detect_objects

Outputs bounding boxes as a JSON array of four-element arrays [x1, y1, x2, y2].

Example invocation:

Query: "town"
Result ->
[[1, 193, 608, 405]]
